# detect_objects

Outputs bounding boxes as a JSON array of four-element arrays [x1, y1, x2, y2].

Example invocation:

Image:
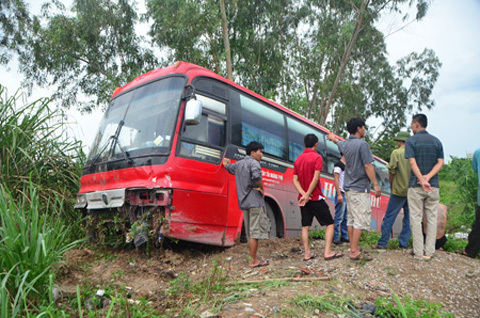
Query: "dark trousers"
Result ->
[[465, 205, 480, 258]]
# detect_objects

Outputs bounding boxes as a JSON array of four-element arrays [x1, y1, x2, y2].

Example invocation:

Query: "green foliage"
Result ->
[[0, 0, 30, 64], [375, 292, 453, 318], [0, 85, 84, 226], [360, 230, 381, 247], [168, 260, 229, 302], [4, 0, 441, 133], [439, 157, 478, 231], [371, 137, 397, 162], [15, 0, 158, 110], [290, 292, 353, 316], [0, 183, 83, 317], [309, 227, 326, 239], [64, 284, 166, 318], [443, 237, 468, 255], [145, 0, 298, 99]]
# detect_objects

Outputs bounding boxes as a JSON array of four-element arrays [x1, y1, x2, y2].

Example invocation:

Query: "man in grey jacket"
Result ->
[[223, 141, 269, 268]]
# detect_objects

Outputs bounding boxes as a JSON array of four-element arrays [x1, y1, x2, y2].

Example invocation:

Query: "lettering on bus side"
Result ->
[[370, 195, 381, 208], [322, 181, 335, 201]]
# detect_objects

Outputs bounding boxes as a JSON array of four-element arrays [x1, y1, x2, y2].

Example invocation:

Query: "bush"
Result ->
[[439, 157, 478, 232]]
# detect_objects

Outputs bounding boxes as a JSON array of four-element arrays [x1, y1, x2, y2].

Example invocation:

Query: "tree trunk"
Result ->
[[219, 0, 233, 80], [320, 0, 370, 124]]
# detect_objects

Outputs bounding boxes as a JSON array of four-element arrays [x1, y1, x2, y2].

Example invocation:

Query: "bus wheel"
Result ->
[[266, 203, 277, 238]]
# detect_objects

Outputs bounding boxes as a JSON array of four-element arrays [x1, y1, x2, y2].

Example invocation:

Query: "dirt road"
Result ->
[[60, 237, 480, 317]]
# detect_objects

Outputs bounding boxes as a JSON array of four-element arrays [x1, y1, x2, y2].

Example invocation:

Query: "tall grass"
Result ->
[[0, 183, 84, 317], [0, 85, 85, 316], [0, 84, 84, 222]]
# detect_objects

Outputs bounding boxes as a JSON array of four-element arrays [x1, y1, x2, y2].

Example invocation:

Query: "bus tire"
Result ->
[[266, 202, 278, 239], [240, 222, 248, 243]]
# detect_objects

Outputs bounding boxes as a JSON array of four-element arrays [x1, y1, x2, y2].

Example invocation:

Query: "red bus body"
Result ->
[[75, 62, 393, 246]]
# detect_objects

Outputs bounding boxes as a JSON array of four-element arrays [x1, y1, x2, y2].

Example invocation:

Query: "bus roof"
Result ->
[[112, 61, 387, 164]]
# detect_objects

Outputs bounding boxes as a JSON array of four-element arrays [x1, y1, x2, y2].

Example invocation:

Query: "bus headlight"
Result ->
[[75, 194, 87, 208]]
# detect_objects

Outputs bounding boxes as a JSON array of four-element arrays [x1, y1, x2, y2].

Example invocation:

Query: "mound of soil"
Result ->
[[59, 237, 480, 317]]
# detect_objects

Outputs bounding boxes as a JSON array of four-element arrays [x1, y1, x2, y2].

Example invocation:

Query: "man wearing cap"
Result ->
[[373, 131, 411, 250]]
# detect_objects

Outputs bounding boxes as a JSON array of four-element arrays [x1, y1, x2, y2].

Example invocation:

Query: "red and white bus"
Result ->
[[75, 61, 392, 246]]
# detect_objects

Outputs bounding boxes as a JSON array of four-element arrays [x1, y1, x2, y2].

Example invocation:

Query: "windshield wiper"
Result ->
[[89, 120, 133, 170]]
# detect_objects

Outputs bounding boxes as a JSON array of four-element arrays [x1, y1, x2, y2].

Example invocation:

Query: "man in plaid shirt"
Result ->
[[405, 113, 444, 261]]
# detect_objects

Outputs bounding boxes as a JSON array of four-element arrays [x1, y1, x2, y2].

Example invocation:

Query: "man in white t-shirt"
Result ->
[[333, 155, 349, 245]]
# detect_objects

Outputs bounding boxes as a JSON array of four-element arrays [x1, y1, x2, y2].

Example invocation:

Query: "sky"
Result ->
[[1, 1, 479, 161], [377, 1, 480, 160]]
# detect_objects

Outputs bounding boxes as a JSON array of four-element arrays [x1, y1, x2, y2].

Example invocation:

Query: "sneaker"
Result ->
[[340, 238, 350, 243], [399, 245, 408, 249], [371, 244, 386, 251], [333, 239, 342, 245]]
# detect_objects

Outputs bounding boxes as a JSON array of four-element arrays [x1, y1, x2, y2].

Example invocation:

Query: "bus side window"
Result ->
[[237, 94, 287, 160], [286, 117, 319, 162], [179, 94, 226, 163], [372, 160, 391, 194], [324, 138, 341, 174]]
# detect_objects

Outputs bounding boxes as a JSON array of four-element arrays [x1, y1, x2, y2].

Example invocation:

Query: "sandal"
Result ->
[[324, 252, 344, 261], [302, 255, 316, 261], [456, 250, 470, 257], [349, 253, 373, 261], [249, 259, 269, 268]]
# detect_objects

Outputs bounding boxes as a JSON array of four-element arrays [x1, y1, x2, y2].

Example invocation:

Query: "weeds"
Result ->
[[290, 292, 357, 316], [375, 291, 454, 318], [0, 183, 83, 317]]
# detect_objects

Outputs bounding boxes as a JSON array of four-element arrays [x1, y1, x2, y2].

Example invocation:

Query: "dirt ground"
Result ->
[[59, 237, 480, 317]]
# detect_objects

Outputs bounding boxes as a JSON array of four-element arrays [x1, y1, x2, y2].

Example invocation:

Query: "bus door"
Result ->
[[173, 94, 229, 245]]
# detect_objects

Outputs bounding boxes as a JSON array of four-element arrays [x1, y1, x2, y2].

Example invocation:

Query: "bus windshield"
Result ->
[[87, 76, 186, 163]]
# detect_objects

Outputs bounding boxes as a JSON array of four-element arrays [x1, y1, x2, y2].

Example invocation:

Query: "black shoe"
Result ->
[[340, 238, 350, 243], [333, 239, 342, 245]]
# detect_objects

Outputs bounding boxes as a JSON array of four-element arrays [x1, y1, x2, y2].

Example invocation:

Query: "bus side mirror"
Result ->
[[184, 98, 202, 125]]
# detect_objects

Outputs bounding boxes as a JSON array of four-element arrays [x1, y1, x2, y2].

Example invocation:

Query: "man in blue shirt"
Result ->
[[223, 141, 269, 268], [405, 114, 444, 261], [459, 147, 480, 258], [328, 118, 381, 261]]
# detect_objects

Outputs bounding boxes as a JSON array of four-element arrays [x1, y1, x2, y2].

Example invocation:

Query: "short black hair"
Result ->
[[246, 141, 264, 156], [304, 134, 318, 148], [412, 113, 428, 128], [346, 117, 366, 134]]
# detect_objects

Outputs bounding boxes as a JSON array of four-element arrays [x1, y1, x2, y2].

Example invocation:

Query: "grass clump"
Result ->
[[290, 292, 355, 316], [375, 292, 453, 318], [0, 184, 83, 317], [0, 84, 84, 229]]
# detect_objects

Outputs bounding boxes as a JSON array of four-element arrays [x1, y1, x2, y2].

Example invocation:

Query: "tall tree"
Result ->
[[0, 0, 30, 64], [15, 0, 158, 111], [280, 0, 439, 145], [145, 0, 301, 98]]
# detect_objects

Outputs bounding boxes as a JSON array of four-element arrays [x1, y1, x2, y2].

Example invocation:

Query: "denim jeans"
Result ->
[[333, 192, 348, 241], [377, 194, 411, 248]]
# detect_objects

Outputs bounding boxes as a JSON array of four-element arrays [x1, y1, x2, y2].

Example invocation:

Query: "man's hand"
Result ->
[[222, 158, 231, 167], [374, 184, 381, 198], [327, 133, 338, 144], [298, 193, 311, 207], [418, 179, 433, 193], [337, 194, 344, 204], [253, 187, 265, 198]]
